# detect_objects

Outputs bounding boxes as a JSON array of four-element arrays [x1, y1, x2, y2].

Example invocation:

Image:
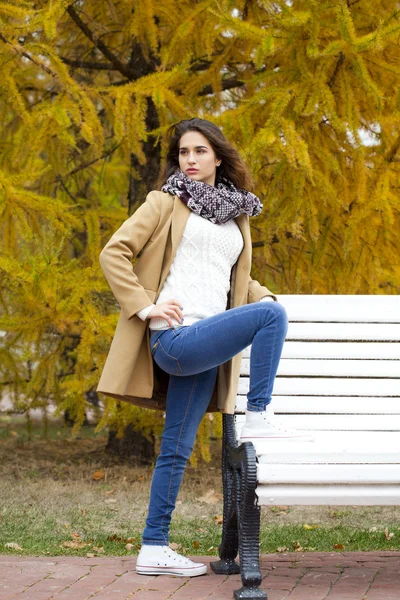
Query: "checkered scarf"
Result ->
[[161, 169, 262, 225]]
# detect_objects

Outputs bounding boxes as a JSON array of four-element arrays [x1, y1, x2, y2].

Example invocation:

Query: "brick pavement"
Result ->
[[1, 552, 400, 600]]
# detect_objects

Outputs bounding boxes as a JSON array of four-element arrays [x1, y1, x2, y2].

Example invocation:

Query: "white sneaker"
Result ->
[[136, 544, 207, 577], [240, 406, 314, 442]]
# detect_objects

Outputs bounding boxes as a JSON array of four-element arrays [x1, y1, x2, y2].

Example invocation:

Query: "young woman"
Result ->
[[97, 118, 312, 578]]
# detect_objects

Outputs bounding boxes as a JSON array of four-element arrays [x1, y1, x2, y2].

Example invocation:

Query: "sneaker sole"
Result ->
[[136, 565, 207, 577]]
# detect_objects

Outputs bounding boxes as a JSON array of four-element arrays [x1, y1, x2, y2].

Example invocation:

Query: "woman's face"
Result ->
[[178, 130, 220, 186]]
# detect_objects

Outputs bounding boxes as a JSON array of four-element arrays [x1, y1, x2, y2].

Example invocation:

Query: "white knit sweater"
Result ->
[[137, 212, 273, 330]]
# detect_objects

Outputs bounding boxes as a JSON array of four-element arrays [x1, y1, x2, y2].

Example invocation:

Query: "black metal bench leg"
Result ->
[[234, 442, 266, 599], [211, 414, 266, 599], [210, 414, 240, 575]]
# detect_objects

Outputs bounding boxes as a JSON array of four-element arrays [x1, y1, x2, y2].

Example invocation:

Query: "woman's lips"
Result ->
[[187, 169, 198, 173]]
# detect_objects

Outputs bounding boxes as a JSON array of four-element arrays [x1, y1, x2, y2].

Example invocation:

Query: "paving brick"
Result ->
[[285, 586, 332, 600], [1, 553, 400, 600], [97, 570, 185, 599]]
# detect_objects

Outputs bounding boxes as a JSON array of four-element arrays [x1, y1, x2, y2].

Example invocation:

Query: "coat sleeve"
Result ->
[[247, 275, 277, 303], [99, 191, 161, 320]]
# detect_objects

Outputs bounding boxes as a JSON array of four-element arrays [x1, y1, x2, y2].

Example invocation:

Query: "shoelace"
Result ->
[[260, 414, 298, 434], [164, 548, 192, 564]]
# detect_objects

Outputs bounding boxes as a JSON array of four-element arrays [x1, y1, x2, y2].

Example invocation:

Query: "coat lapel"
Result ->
[[157, 197, 191, 293], [231, 213, 252, 307]]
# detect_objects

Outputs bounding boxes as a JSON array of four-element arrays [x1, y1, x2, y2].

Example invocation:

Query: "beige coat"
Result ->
[[96, 191, 276, 414]]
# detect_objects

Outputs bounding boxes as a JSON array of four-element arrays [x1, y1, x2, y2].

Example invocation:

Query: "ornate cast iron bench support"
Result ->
[[210, 414, 267, 600]]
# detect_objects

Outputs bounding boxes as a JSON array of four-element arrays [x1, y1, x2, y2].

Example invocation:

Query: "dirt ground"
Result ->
[[1, 422, 400, 531]]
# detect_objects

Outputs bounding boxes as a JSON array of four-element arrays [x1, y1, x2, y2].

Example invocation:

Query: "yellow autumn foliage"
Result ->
[[0, 0, 398, 461]]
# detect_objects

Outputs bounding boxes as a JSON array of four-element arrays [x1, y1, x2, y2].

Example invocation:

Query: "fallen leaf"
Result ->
[[71, 532, 82, 540], [81, 508, 86, 516], [207, 546, 217, 552], [9, 431, 18, 437], [213, 515, 223, 525], [92, 470, 105, 481], [292, 540, 303, 552], [126, 543, 134, 551], [92, 546, 104, 553], [61, 540, 88, 549], [104, 498, 117, 504], [107, 534, 124, 542], [169, 542, 181, 551], [86, 552, 95, 558], [369, 527, 377, 532], [333, 543, 345, 551], [126, 537, 136, 543], [105, 489, 116, 496], [384, 528, 395, 540], [5, 542, 23, 550], [192, 540, 200, 549], [303, 524, 319, 530], [276, 546, 290, 553]]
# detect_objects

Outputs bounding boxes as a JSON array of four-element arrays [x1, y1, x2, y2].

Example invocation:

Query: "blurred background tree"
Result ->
[[0, 0, 399, 459]]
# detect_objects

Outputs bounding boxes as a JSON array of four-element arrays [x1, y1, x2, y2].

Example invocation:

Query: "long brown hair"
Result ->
[[155, 118, 255, 191]]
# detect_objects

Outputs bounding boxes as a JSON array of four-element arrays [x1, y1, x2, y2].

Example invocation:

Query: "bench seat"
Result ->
[[211, 294, 400, 599]]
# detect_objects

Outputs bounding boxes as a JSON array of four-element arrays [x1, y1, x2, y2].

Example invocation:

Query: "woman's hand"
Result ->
[[147, 299, 183, 327]]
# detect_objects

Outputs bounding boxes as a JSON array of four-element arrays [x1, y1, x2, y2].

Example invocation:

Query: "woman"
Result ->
[[97, 118, 312, 578]]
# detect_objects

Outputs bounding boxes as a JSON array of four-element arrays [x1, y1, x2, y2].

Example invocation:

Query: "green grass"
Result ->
[[2, 508, 399, 557], [1, 418, 400, 557]]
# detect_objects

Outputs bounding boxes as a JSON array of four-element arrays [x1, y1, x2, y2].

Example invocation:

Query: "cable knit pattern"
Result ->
[[138, 212, 244, 329]]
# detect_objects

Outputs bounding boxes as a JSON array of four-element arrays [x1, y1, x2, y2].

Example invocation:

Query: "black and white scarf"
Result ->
[[161, 169, 262, 225]]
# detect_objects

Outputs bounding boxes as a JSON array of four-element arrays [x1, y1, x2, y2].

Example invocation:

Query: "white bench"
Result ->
[[210, 295, 400, 600]]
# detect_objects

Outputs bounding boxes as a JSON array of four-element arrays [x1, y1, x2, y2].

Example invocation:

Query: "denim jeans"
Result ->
[[141, 301, 288, 545]]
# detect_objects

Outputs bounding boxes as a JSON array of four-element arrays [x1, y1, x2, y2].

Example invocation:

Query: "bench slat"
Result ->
[[235, 395, 400, 414], [237, 377, 400, 397], [257, 464, 400, 484], [282, 305, 400, 323], [256, 485, 400, 506], [279, 294, 400, 306], [240, 358, 400, 378], [246, 431, 400, 463], [287, 323, 400, 341], [242, 342, 400, 360], [235, 413, 400, 431]]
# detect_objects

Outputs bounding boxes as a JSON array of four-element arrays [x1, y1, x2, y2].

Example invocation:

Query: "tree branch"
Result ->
[[385, 133, 400, 163], [0, 33, 56, 78], [66, 5, 132, 78], [328, 51, 345, 88], [199, 75, 246, 96], [54, 143, 120, 182], [60, 56, 116, 70]]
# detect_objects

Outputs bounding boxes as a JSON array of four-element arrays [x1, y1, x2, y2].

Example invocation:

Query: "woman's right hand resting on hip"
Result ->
[[147, 299, 184, 327]]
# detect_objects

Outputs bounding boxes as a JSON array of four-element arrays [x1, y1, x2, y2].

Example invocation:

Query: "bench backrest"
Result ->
[[235, 295, 400, 505]]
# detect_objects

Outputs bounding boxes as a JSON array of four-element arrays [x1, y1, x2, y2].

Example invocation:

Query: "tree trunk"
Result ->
[[106, 424, 155, 464]]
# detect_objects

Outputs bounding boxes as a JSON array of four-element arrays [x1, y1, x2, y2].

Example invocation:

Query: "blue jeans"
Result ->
[[142, 301, 288, 545]]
